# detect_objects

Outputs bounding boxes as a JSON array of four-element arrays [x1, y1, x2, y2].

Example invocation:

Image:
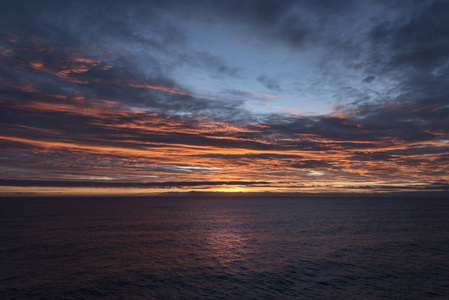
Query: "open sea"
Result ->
[[1, 196, 448, 299]]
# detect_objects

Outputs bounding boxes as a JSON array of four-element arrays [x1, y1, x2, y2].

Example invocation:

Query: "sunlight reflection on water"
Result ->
[[1, 197, 448, 299]]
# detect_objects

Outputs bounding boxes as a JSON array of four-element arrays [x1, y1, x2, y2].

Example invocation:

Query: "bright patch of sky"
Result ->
[[168, 10, 399, 116]]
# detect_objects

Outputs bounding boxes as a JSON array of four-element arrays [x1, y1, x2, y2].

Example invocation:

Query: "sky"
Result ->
[[1, 0, 448, 196]]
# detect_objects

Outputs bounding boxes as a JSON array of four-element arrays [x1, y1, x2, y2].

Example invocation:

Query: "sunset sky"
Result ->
[[1, 0, 448, 196]]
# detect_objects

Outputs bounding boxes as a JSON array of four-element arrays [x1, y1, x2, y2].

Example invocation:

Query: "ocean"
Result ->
[[1, 196, 448, 299]]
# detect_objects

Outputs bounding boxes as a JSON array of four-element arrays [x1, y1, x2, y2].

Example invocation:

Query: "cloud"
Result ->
[[185, 51, 239, 77], [1, 0, 449, 194], [370, 1, 449, 72], [0, 179, 271, 188], [290, 160, 333, 169], [257, 75, 282, 92], [362, 75, 375, 83]]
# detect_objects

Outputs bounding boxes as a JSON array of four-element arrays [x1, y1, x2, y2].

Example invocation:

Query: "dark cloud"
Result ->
[[1, 0, 248, 121], [348, 152, 393, 162], [290, 160, 333, 169], [257, 75, 282, 92], [199, 154, 303, 160], [0, 179, 271, 188], [185, 52, 239, 78], [370, 1, 449, 72], [364, 0, 449, 123], [362, 75, 375, 83]]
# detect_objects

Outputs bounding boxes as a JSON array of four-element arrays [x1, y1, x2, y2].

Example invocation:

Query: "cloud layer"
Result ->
[[1, 0, 448, 195]]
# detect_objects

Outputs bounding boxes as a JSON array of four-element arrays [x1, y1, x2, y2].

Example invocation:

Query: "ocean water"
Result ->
[[1, 197, 448, 299]]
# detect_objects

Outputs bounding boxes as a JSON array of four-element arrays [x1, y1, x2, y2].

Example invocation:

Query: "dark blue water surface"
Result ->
[[1, 197, 448, 299]]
